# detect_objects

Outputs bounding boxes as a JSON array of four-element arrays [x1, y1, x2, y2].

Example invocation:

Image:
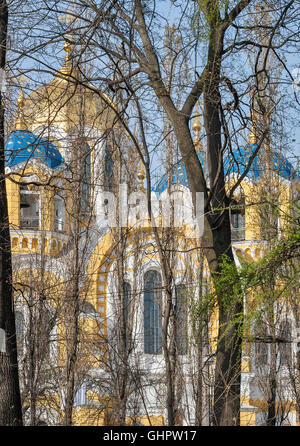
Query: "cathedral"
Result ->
[[4, 42, 300, 426]]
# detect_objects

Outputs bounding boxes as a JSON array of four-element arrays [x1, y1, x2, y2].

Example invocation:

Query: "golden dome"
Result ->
[[22, 48, 117, 132]]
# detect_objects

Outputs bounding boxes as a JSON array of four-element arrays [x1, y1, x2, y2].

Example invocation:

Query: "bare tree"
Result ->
[[0, 0, 22, 426], [45, 0, 298, 424], [3, 0, 300, 426]]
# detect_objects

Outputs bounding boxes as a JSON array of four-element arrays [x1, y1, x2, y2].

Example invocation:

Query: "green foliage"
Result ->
[[190, 0, 226, 42], [193, 218, 300, 349], [194, 255, 246, 349]]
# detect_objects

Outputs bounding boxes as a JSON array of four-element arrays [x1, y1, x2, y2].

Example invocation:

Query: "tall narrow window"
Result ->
[[123, 282, 131, 320], [0, 328, 6, 353], [123, 282, 131, 350], [279, 321, 292, 366], [175, 284, 188, 355], [73, 380, 93, 407], [20, 186, 40, 229], [104, 145, 114, 192], [54, 195, 65, 232], [144, 270, 162, 354], [81, 143, 91, 214], [230, 193, 245, 241], [74, 382, 87, 407]]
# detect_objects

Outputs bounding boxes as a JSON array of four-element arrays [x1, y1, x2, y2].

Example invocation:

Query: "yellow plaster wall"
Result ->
[[6, 176, 20, 228], [240, 411, 256, 426]]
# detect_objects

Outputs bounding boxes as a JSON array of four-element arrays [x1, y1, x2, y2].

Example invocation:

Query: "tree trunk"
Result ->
[[63, 209, 80, 426], [0, 0, 23, 426], [116, 229, 129, 426]]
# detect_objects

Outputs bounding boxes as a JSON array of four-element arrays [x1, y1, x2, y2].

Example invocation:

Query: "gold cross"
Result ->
[[13, 75, 29, 130]]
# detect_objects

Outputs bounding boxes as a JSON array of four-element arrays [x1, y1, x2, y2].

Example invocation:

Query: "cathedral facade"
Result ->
[[4, 48, 300, 426]]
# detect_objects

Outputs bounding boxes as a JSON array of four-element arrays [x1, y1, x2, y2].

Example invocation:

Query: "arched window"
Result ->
[[32, 238, 38, 250], [175, 284, 188, 355], [144, 270, 162, 354], [230, 192, 245, 241], [255, 319, 269, 368], [279, 321, 292, 366], [22, 238, 28, 249]]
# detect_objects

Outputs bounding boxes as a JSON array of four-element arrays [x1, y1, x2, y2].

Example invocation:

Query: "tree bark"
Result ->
[[0, 0, 23, 426], [202, 22, 243, 426]]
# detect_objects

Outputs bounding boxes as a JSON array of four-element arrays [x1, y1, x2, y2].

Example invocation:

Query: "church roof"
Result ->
[[156, 160, 189, 195], [21, 74, 117, 132], [5, 129, 64, 169], [224, 144, 296, 180], [154, 144, 296, 194]]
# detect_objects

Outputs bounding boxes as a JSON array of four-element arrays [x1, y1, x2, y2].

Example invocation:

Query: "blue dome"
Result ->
[[155, 150, 208, 195], [154, 144, 297, 194], [224, 144, 296, 180], [156, 160, 188, 195], [224, 144, 259, 179], [5, 130, 64, 169]]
